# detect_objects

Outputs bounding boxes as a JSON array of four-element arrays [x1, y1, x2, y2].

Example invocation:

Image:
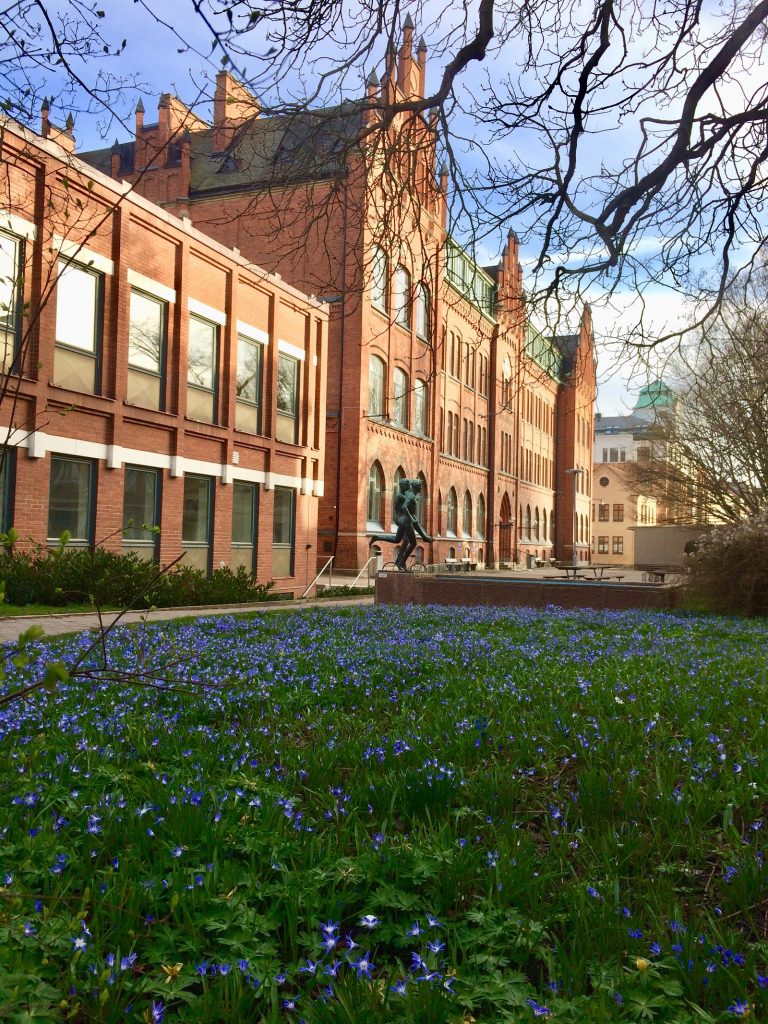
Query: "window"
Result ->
[[367, 462, 384, 527], [598, 502, 609, 521], [0, 231, 23, 373], [394, 265, 411, 327], [534, 506, 540, 541], [123, 466, 160, 561], [416, 473, 427, 528], [182, 475, 212, 572], [276, 352, 299, 443], [371, 246, 387, 311], [462, 491, 472, 536], [369, 355, 385, 417], [476, 493, 485, 538], [0, 450, 13, 533], [613, 536, 624, 555], [391, 467, 405, 530], [598, 536, 609, 554], [542, 508, 548, 542], [187, 315, 218, 422], [48, 456, 94, 544], [232, 481, 258, 571], [446, 488, 458, 535], [272, 486, 295, 576], [613, 503, 624, 522], [599, 476, 609, 487], [54, 261, 102, 393], [637, 447, 651, 462], [609, 447, 619, 462], [392, 368, 408, 427], [524, 504, 532, 539], [414, 379, 428, 435], [127, 289, 166, 410], [416, 282, 430, 340], [235, 335, 263, 434]]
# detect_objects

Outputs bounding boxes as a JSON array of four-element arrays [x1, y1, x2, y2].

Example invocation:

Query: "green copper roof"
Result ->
[[633, 380, 675, 411]]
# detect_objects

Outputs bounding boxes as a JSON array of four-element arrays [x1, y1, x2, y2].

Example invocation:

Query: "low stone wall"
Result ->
[[375, 571, 680, 612]]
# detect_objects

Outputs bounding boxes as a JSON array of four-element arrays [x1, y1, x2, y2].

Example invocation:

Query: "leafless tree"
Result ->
[[627, 265, 768, 523]]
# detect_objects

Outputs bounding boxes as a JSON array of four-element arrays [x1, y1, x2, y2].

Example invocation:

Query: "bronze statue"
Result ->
[[369, 478, 432, 569]]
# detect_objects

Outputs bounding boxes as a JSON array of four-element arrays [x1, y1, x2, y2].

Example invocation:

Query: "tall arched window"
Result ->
[[416, 282, 430, 340], [416, 472, 427, 528], [525, 504, 532, 539], [391, 466, 405, 529], [462, 491, 472, 536], [392, 367, 409, 427], [534, 506, 540, 541], [367, 462, 384, 527], [447, 487, 458, 535], [394, 265, 411, 327], [414, 379, 428, 435], [542, 508, 548, 542], [371, 246, 387, 311], [369, 355, 385, 417], [476, 493, 486, 538]]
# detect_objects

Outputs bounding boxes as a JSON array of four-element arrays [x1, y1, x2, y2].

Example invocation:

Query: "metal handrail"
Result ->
[[300, 555, 334, 599], [349, 554, 379, 588]]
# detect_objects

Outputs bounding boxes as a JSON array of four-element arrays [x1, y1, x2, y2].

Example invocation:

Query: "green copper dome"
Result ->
[[633, 380, 676, 411]]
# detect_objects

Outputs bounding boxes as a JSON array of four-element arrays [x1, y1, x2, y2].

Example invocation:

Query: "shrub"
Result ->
[[684, 510, 768, 616], [0, 545, 276, 609]]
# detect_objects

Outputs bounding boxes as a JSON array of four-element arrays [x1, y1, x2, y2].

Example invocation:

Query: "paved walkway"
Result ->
[[0, 595, 375, 645]]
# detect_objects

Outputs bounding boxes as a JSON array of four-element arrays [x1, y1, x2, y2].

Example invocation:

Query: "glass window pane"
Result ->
[[395, 266, 410, 326], [48, 457, 93, 541], [371, 246, 387, 310], [182, 476, 211, 544], [237, 337, 262, 406], [273, 486, 294, 545], [128, 290, 164, 372], [277, 354, 298, 414], [123, 467, 159, 541], [369, 356, 384, 416], [416, 283, 429, 338], [188, 316, 216, 390], [56, 262, 99, 352], [0, 232, 21, 367], [0, 451, 13, 534], [393, 368, 408, 427], [232, 482, 256, 544]]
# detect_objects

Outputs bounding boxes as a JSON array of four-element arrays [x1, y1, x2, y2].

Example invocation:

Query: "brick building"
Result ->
[[0, 115, 328, 594], [79, 22, 597, 571]]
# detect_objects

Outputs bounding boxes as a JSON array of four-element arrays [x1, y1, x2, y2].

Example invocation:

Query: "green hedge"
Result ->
[[0, 546, 277, 609]]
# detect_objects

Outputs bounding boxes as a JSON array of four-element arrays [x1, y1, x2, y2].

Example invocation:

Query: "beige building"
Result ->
[[592, 462, 657, 566]]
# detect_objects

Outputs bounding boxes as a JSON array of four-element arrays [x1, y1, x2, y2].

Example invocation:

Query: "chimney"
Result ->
[[363, 70, 380, 127], [213, 71, 259, 152], [110, 138, 121, 178]]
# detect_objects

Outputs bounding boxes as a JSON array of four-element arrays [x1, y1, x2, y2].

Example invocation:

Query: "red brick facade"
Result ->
[[77, 26, 597, 572], [0, 117, 328, 595]]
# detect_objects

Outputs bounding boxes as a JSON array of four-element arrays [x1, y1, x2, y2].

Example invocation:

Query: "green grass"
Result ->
[[0, 601, 108, 617], [0, 604, 766, 1022]]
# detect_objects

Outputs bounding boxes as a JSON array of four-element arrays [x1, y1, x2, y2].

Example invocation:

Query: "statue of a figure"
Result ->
[[369, 478, 433, 569]]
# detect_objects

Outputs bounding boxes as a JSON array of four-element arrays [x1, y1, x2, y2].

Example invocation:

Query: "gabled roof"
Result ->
[[80, 101, 365, 194]]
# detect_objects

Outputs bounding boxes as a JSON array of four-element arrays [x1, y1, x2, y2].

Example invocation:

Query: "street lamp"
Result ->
[[564, 467, 586, 567]]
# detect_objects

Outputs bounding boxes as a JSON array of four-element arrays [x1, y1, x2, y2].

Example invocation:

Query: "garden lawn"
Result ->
[[1, 604, 767, 1023]]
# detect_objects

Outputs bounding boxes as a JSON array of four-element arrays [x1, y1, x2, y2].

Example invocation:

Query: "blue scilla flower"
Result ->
[[728, 1001, 750, 1017]]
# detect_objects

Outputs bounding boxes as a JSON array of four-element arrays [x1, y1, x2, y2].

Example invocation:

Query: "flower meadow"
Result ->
[[1, 604, 768, 1023]]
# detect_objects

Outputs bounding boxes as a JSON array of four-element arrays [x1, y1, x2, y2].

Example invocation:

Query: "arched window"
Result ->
[[369, 355, 385, 417], [391, 466, 405, 529], [416, 472, 427, 528], [392, 368, 408, 427], [477, 493, 486, 538], [414, 379, 428, 435], [525, 504, 532, 540], [462, 491, 472, 536], [519, 503, 524, 541], [447, 488, 458, 535], [367, 462, 384, 527], [534, 506, 540, 541], [416, 282, 430, 340], [371, 246, 387, 311], [542, 508, 548, 542], [394, 265, 411, 327]]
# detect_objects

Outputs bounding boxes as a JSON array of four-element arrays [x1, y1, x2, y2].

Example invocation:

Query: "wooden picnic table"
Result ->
[[547, 564, 625, 582]]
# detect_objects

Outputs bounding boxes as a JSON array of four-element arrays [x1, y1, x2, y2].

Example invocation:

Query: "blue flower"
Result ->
[[359, 914, 378, 929], [526, 998, 551, 1017], [391, 979, 408, 996], [728, 1001, 750, 1017], [351, 953, 374, 978]]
